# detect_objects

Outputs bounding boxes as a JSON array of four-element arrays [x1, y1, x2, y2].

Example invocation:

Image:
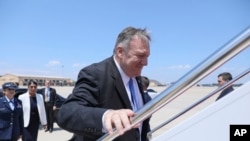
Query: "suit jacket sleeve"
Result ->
[[36, 94, 47, 125], [57, 65, 107, 139], [57, 57, 145, 140]]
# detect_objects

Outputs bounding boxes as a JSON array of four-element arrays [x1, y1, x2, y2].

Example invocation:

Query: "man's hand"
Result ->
[[53, 106, 57, 110], [18, 135, 22, 140], [43, 125, 47, 130], [103, 109, 136, 135]]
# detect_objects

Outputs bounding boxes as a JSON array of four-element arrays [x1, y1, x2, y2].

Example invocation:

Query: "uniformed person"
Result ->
[[0, 82, 24, 141]]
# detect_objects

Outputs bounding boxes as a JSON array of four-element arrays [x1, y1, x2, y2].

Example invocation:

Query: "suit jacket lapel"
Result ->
[[114, 78, 133, 109], [110, 58, 133, 110], [12, 99, 17, 109], [3, 97, 12, 111]]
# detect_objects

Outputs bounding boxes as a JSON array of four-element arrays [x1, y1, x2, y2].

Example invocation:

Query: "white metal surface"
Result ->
[[153, 81, 250, 141]]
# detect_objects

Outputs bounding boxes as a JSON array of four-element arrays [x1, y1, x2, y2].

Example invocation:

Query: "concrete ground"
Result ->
[[21, 86, 221, 140]]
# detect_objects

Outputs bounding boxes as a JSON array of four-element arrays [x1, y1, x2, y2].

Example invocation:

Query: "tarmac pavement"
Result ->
[[37, 124, 73, 141]]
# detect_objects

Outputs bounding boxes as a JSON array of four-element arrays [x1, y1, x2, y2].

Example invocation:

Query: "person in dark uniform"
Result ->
[[18, 80, 47, 141], [40, 80, 57, 133], [0, 82, 24, 141], [215, 72, 234, 101]]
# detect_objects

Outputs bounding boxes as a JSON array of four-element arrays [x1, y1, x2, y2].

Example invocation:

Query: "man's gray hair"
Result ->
[[113, 26, 151, 54]]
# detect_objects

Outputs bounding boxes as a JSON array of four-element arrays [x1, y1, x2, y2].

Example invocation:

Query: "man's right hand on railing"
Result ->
[[102, 109, 140, 135]]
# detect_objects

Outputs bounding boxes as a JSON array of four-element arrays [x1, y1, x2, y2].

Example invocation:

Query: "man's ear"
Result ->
[[116, 46, 124, 58]]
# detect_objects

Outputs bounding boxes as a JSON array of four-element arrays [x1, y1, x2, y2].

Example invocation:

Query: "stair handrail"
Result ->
[[97, 26, 250, 141], [147, 68, 250, 139]]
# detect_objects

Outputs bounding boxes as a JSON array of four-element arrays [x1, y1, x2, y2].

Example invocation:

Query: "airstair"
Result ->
[[98, 26, 250, 141], [153, 80, 250, 141]]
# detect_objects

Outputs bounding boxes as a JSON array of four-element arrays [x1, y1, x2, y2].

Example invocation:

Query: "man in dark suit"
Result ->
[[58, 26, 151, 141], [0, 82, 24, 141], [216, 72, 234, 101], [40, 80, 57, 133]]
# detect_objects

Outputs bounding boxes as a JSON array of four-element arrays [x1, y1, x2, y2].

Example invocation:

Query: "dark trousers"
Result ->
[[22, 114, 40, 141], [45, 102, 54, 131]]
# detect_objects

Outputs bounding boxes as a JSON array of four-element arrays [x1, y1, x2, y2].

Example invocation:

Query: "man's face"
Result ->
[[45, 81, 50, 87], [218, 76, 227, 87], [117, 37, 150, 77], [3, 88, 15, 99]]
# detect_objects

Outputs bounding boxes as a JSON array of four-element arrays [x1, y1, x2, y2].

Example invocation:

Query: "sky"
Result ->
[[0, 0, 249, 84]]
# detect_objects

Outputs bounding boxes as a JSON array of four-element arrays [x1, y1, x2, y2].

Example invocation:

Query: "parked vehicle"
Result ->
[[0, 88, 27, 97]]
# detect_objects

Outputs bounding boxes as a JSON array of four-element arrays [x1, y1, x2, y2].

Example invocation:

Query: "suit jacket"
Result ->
[[0, 97, 24, 140], [18, 92, 47, 127], [39, 87, 57, 106], [58, 57, 150, 141], [216, 86, 234, 101]]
